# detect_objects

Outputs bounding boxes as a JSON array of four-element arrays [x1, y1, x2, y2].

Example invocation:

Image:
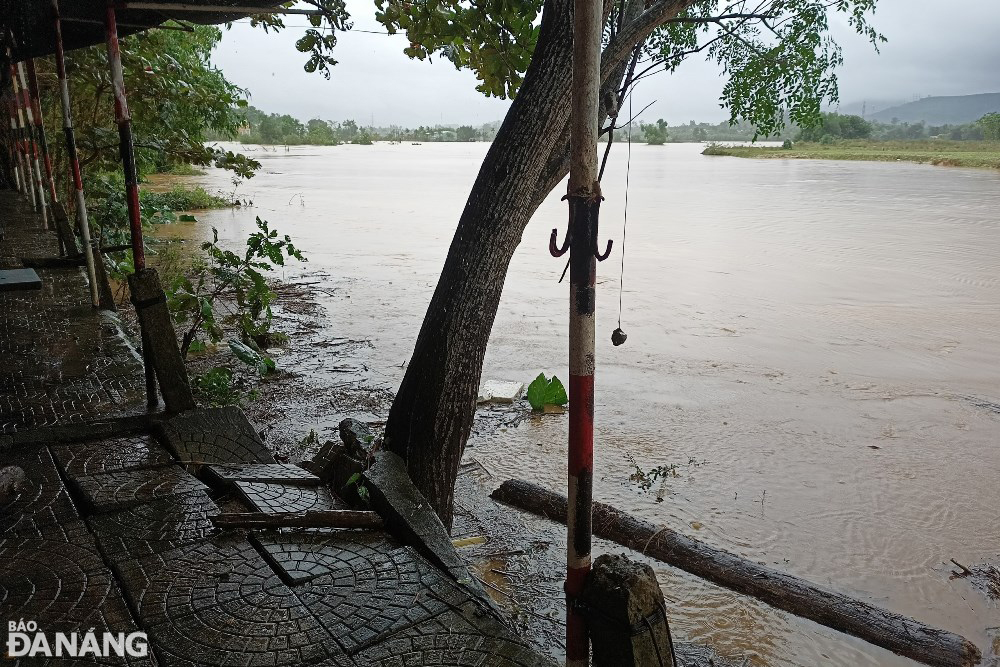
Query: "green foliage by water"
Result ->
[[143, 185, 231, 211], [643, 119, 669, 146], [166, 217, 306, 359]]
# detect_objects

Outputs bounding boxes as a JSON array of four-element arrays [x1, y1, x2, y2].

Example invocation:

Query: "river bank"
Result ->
[[146, 141, 1000, 666], [703, 139, 1000, 169]]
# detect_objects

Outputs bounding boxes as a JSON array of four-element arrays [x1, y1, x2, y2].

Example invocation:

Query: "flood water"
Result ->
[[181, 142, 999, 665]]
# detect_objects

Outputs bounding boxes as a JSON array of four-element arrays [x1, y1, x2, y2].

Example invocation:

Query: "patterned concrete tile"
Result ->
[[0, 445, 78, 534], [52, 434, 174, 479], [89, 492, 221, 563], [202, 463, 319, 488], [292, 543, 470, 655], [353, 630, 547, 667], [234, 481, 346, 514], [158, 407, 273, 465], [0, 520, 153, 666], [250, 529, 400, 585], [71, 464, 208, 514], [114, 533, 339, 666]]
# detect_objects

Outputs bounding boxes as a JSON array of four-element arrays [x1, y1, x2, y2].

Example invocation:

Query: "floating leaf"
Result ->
[[526, 373, 568, 411]]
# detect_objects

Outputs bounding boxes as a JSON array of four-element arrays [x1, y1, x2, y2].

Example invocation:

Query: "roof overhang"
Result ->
[[3, 0, 289, 61]]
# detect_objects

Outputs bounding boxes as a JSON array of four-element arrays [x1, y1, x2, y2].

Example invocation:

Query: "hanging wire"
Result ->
[[608, 93, 633, 347]]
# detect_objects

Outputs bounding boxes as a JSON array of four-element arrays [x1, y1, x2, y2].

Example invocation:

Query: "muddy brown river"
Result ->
[[177, 142, 999, 666]]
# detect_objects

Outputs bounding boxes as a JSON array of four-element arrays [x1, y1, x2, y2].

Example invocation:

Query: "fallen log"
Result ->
[[212, 510, 383, 530], [491, 479, 981, 667]]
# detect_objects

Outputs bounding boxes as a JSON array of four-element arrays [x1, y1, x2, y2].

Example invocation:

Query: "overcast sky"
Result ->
[[210, 0, 1000, 127]]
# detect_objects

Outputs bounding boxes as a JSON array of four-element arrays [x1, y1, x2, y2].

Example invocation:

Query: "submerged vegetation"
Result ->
[[703, 139, 1000, 169]]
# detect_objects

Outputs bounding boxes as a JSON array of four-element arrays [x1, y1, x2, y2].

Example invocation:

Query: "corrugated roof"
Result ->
[[4, 1, 287, 60]]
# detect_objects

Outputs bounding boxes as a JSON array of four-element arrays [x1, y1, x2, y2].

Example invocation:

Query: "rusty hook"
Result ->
[[549, 227, 570, 257], [594, 237, 613, 261]]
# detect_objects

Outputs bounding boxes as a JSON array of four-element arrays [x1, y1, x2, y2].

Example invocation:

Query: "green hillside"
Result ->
[[870, 93, 1000, 125]]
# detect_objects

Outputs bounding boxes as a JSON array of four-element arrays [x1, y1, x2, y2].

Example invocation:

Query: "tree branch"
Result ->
[[601, 0, 699, 81]]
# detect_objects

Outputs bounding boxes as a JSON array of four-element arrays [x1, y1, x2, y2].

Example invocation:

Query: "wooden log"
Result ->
[[491, 479, 981, 667], [212, 510, 383, 530]]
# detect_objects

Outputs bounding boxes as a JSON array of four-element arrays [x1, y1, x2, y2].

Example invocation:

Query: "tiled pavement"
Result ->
[[0, 191, 146, 433], [0, 190, 551, 666]]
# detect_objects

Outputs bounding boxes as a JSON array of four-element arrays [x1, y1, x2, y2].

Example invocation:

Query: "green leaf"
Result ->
[[526, 373, 568, 411], [230, 339, 276, 375]]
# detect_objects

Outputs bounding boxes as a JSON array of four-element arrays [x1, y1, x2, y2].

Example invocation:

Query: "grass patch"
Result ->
[[141, 184, 231, 211], [702, 140, 1000, 170]]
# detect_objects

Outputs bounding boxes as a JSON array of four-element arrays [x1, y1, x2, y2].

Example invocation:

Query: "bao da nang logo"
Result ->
[[6, 621, 148, 659]]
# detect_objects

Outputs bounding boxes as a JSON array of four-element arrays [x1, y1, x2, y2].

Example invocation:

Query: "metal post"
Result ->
[[10, 68, 38, 210], [105, 0, 158, 408], [15, 62, 49, 226], [53, 0, 101, 308], [562, 0, 609, 664]]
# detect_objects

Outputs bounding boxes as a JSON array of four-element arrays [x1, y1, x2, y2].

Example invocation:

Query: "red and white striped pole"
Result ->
[[565, 0, 605, 664], [10, 67, 39, 212], [104, 2, 144, 272], [15, 62, 49, 227], [105, 0, 158, 407], [53, 0, 101, 307], [25, 60, 61, 214], [7, 99, 25, 194]]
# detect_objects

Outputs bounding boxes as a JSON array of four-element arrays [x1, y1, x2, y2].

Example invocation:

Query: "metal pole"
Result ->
[[105, 0, 158, 408], [15, 62, 49, 227], [53, 0, 101, 308], [10, 68, 38, 211], [565, 0, 604, 664]]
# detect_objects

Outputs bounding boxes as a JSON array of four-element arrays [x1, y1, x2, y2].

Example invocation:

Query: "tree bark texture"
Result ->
[[491, 479, 982, 667], [384, 0, 677, 530]]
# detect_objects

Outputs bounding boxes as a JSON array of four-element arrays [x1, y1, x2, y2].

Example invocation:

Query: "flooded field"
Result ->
[[170, 141, 1000, 665]]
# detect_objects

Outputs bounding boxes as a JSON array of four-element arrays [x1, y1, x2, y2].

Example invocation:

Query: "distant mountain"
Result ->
[[868, 93, 1000, 125], [831, 99, 908, 118]]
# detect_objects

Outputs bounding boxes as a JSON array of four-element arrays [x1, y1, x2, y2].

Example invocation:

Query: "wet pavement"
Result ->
[[0, 190, 550, 666]]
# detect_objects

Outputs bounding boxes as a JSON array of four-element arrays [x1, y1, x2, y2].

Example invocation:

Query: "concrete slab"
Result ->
[[70, 464, 208, 514], [234, 480, 346, 514], [250, 529, 400, 586], [0, 445, 78, 535], [363, 451, 486, 597], [293, 543, 469, 655], [52, 434, 174, 478], [477, 380, 525, 404], [88, 492, 221, 563], [0, 267, 42, 291], [115, 533, 340, 666], [354, 627, 549, 666], [158, 406, 274, 465], [202, 462, 320, 488]]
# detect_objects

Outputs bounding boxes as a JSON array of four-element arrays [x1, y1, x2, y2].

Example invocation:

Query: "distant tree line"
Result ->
[[792, 111, 999, 143], [227, 106, 500, 145]]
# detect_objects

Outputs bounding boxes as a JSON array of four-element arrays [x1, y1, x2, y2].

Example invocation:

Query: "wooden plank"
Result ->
[[212, 510, 384, 530]]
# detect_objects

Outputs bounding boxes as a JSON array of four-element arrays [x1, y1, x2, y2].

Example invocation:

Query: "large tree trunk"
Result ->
[[384, 0, 688, 528]]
